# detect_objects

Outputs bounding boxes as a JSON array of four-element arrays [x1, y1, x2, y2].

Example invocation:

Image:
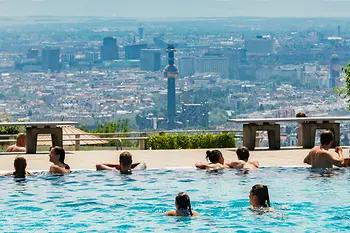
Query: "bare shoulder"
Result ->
[[191, 210, 199, 217], [164, 210, 177, 216], [50, 165, 69, 174]]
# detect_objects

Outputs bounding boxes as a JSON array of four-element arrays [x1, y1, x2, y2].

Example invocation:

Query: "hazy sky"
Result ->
[[1, 0, 350, 18]]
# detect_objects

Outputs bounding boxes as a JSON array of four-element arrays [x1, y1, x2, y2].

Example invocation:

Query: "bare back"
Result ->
[[304, 146, 343, 169]]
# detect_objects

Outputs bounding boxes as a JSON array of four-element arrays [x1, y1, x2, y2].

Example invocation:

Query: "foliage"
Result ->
[[79, 120, 134, 147], [334, 62, 350, 109], [145, 133, 236, 150], [0, 116, 25, 134]]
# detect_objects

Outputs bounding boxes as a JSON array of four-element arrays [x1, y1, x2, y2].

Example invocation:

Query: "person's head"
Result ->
[[296, 112, 307, 118], [119, 151, 132, 167], [175, 192, 193, 216], [16, 133, 26, 147], [236, 146, 250, 161], [49, 146, 65, 164], [320, 130, 334, 148], [14, 156, 27, 173], [206, 150, 224, 164], [249, 184, 270, 208]]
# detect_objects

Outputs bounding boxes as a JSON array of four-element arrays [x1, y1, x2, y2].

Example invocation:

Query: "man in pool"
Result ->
[[303, 130, 344, 169], [6, 133, 26, 153], [96, 151, 146, 173], [226, 146, 259, 169]]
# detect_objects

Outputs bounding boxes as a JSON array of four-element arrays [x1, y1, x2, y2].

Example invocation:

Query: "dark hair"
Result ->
[[14, 156, 27, 177], [175, 192, 193, 216], [236, 146, 250, 161], [251, 184, 270, 207], [52, 146, 66, 164], [119, 151, 132, 166], [296, 112, 307, 118], [206, 150, 222, 164], [320, 130, 334, 146]]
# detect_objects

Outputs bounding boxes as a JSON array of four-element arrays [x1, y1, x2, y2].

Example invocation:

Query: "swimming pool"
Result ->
[[0, 167, 349, 232]]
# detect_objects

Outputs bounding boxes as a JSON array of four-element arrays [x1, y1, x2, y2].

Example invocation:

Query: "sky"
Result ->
[[1, 0, 350, 18]]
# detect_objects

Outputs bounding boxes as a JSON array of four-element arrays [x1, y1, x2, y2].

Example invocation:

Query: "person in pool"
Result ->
[[2, 156, 33, 178], [303, 130, 344, 169], [6, 133, 26, 153], [49, 146, 71, 174], [249, 184, 271, 209], [96, 151, 146, 173], [195, 150, 228, 170], [165, 192, 199, 217], [226, 146, 259, 169]]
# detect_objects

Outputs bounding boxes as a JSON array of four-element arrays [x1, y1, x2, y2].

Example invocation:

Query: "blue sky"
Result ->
[[1, 0, 350, 18]]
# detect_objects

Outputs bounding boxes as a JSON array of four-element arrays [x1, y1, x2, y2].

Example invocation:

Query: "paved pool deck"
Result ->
[[1, 147, 348, 171]]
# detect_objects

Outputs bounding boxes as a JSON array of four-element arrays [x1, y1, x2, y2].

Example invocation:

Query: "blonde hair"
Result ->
[[16, 133, 26, 146]]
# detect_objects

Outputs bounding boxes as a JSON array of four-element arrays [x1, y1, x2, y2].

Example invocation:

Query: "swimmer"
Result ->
[[96, 151, 146, 173], [2, 156, 33, 178], [226, 146, 259, 169], [303, 130, 344, 169], [49, 146, 71, 175], [6, 133, 26, 153], [249, 184, 271, 209], [165, 192, 199, 217], [195, 150, 228, 170]]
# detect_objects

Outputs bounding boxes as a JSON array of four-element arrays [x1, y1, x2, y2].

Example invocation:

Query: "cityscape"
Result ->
[[1, 16, 350, 145]]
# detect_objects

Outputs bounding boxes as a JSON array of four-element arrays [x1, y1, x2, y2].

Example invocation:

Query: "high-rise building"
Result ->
[[100, 37, 119, 61], [124, 44, 147, 60], [85, 52, 99, 61], [140, 49, 161, 71], [27, 48, 39, 60], [198, 54, 229, 78], [138, 25, 144, 40], [61, 53, 75, 63], [178, 56, 196, 77], [330, 54, 341, 88], [244, 36, 275, 54], [164, 45, 179, 130], [42, 47, 60, 71]]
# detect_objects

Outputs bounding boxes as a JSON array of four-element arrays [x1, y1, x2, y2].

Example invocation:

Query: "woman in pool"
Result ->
[[2, 156, 33, 178], [165, 192, 199, 217], [49, 146, 70, 175], [195, 150, 228, 170], [249, 184, 271, 209]]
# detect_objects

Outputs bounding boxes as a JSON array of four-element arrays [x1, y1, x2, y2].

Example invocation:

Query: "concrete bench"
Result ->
[[0, 122, 77, 154], [228, 117, 350, 150]]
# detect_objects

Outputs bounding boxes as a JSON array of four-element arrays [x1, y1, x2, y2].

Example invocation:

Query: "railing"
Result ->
[[0, 130, 262, 150]]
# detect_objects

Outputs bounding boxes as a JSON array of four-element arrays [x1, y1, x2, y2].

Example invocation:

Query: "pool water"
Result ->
[[0, 167, 349, 232]]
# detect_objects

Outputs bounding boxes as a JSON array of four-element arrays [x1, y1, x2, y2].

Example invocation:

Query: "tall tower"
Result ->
[[138, 24, 144, 40], [100, 37, 119, 61], [164, 44, 179, 130], [330, 54, 340, 88]]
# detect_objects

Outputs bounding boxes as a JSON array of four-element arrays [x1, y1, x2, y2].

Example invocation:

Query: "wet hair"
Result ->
[[175, 192, 193, 216], [236, 146, 250, 161], [52, 146, 66, 164], [296, 112, 307, 118], [206, 150, 222, 164], [251, 184, 270, 207], [320, 130, 334, 146], [16, 133, 26, 146], [14, 156, 27, 174], [119, 151, 132, 166]]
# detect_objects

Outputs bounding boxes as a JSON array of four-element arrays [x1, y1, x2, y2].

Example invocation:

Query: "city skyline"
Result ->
[[1, 0, 350, 18]]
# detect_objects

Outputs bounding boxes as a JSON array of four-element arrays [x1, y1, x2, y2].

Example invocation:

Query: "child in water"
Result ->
[[165, 192, 199, 217]]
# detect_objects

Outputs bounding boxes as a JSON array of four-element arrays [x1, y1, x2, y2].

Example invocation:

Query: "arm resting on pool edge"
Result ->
[[96, 163, 141, 171]]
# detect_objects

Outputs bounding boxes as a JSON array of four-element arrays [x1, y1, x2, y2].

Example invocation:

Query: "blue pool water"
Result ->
[[0, 167, 349, 232]]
